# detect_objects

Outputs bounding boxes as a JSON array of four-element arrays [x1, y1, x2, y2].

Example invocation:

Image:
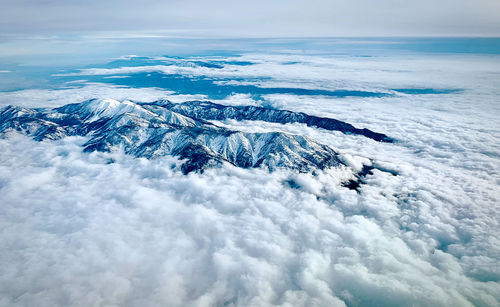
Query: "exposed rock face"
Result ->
[[154, 100, 394, 143], [0, 99, 392, 173]]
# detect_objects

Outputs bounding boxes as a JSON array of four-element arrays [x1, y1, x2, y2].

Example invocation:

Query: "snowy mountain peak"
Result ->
[[0, 99, 393, 173]]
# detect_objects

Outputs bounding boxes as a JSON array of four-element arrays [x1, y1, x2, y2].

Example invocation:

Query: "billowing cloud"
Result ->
[[0, 134, 498, 306], [0, 46, 499, 306]]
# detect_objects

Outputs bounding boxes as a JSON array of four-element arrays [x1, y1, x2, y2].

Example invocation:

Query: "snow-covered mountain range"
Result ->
[[0, 99, 392, 174]]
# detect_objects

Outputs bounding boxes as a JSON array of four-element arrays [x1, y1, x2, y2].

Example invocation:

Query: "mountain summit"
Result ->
[[0, 99, 392, 173]]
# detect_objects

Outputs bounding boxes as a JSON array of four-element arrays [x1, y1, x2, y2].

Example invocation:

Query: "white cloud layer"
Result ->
[[0, 83, 205, 108], [1, 52, 500, 306], [56, 53, 500, 94], [0, 134, 499, 307]]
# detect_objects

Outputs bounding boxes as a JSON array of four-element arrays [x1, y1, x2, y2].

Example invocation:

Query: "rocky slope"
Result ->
[[0, 99, 392, 173]]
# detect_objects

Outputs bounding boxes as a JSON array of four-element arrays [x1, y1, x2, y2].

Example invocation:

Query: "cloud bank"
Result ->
[[0, 83, 205, 108], [0, 48, 499, 306], [0, 134, 498, 307]]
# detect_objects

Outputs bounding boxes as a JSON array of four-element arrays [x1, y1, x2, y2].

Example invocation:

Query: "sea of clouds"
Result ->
[[0, 52, 499, 306]]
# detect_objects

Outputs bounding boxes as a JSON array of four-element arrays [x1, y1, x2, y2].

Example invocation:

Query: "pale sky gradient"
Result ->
[[1, 0, 500, 37]]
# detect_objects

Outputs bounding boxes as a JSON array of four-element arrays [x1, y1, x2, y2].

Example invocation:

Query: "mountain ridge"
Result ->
[[0, 99, 392, 174]]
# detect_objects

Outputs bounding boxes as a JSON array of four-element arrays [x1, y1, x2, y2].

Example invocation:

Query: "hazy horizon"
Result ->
[[2, 0, 500, 37]]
